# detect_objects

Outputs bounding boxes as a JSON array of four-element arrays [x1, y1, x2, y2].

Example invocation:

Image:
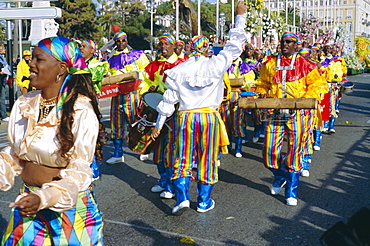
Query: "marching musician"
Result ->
[[79, 39, 109, 94], [79, 39, 109, 180], [106, 31, 150, 164], [151, 0, 248, 215], [140, 34, 188, 198], [255, 32, 322, 206]]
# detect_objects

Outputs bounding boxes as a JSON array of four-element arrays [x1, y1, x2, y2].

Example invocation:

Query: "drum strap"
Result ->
[[273, 52, 298, 119], [274, 52, 298, 98], [131, 114, 172, 131]]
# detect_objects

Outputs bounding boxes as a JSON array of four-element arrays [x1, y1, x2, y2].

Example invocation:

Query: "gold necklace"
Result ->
[[39, 96, 57, 121]]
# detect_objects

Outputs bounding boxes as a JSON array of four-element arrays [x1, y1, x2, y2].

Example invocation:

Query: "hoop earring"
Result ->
[[56, 74, 62, 82]]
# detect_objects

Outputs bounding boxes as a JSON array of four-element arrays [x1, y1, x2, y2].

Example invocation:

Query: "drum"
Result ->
[[126, 92, 166, 154], [229, 78, 244, 88]]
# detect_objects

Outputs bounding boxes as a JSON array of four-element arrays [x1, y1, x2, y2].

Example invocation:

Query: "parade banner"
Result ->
[[97, 79, 141, 98]]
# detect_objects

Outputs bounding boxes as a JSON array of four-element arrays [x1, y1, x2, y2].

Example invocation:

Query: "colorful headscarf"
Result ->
[[311, 46, 320, 51], [83, 39, 98, 51], [189, 35, 209, 61], [281, 32, 299, 43], [299, 48, 312, 57], [36, 36, 90, 113], [113, 31, 127, 41], [176, 40, 185, 46], [159, 33, 175, 44]]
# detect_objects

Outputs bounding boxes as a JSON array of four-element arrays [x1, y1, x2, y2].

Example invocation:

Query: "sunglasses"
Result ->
[[115, 39, 127, 43], [281, 40, 296, 44]]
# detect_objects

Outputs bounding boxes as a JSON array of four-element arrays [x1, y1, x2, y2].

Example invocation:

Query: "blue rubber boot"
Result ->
[[269, 168, 286, 195], [284, 171, 300, 206], [151, 163, 166, 193], [323, 121, 329, 133], [235, 137, 243, 157], [106, 139, 125, 164], [302, 155, 310, 171], [112, 139, 124, 157], [328, 116, 337, 134], [160, 167, 175, 198], [196, 182, 215, 213], [172, 177, 191, 215], [313, 130, 322, 151], [90, 156, 101, 180]]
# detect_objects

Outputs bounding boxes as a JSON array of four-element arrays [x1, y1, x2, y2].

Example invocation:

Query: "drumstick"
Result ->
[[280, 87, 296, 98]]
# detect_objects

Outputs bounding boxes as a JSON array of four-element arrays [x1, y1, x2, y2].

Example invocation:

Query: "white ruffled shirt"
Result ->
[[0, 90, 99, 212], [156, 13, 248, 129]]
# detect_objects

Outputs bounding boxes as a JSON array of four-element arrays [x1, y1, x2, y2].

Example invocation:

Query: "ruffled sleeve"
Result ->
[[155, 88, 179, 129], [33, 96, 98, 212], [0, 147, 22, 191]]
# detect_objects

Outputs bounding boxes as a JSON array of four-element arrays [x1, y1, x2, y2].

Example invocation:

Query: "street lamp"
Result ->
[[219, 12, 226, 43], [146, 0, 157, 51]]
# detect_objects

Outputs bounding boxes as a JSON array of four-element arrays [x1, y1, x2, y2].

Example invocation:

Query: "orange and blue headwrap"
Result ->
[[311, 46, 320, 51], [281, 32, 299, 43], [190, 35, 209, 61], [113, 31, 127, 41], [299, 48, 312, 57], [176, 40, 185, 46], [83, 39, 98, 51], [36, 36, 90, 113], [159, 33, 175, 44]]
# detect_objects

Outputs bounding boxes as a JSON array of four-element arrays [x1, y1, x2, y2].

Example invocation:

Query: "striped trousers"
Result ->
[[110, 91, 140, 139], [171, 111, 222, 185], [263, 110, 306, 172]]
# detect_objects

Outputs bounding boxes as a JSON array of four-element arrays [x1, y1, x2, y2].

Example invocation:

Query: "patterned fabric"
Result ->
[[299, 48, 312, 57], [189, 36, 209, 61], [83, 39, 98, 51], [229, 90, 247, 138], [159, 33, 175, 44], [281, 32, 299, 43], [171, 111, 222, 185], [110, 91, 140, 139], [36, 37, 90, 113], [263, 110, 306, 172], [113, 31, 127, 41], [1, 184, 104, 246], [175, 40, 185, 46]]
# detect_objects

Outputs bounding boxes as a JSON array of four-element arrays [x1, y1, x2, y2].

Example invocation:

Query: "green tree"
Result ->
[[0, 22, 6, 41], [54, 0, 98, 39]]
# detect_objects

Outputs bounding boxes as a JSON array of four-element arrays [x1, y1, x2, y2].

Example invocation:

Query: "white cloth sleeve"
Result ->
[[0, 146, 23, 191], [155, 87, 179, 129]]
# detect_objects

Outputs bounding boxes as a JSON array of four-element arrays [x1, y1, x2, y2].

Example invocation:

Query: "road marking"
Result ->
[[105, 219, 236, 245], [0, 200, 236, 246]]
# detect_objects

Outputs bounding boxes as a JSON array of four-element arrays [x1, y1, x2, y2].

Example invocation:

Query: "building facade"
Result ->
[[265, 0, 370, 52]]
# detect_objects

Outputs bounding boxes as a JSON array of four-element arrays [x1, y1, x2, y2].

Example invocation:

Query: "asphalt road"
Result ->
[[0, 73, 369, 246]]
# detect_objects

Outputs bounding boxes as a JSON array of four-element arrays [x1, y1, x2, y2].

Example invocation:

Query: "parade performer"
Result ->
[[80, 39, 109, 180], [227, 56, 249, 157], [15, 50, 32, 95], [174, 40, 187, 59], [0, 37, 105, 245], [240, 43, 265, 143], [151, 1, 247, 214], [255, 32, 322, 206], [80, 39, 109, 94], [106, 31, 150, 164], [140, 33, 188, 197], [320, 44, 341, 134]]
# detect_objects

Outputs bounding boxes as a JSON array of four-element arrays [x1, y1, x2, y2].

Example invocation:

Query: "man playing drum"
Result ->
[[139, 34, 188, 198], [151, 1, 248, 215], [106, 32, 150, 164], [255, 32, 322, 206]]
